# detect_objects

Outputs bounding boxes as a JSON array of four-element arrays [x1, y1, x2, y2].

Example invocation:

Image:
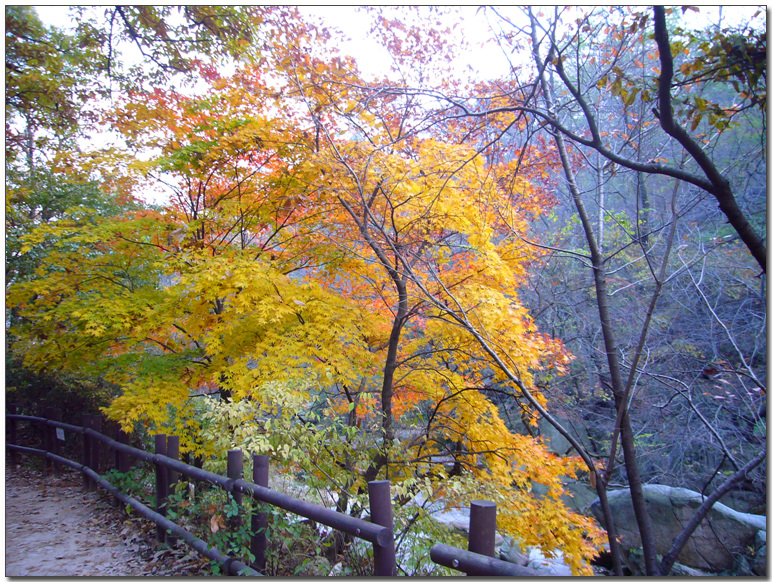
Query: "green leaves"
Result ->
[[5, 7, 110, 169], [88, 6, 262, 84], [597, 67, 642, 109], [670, 18, 766, 131]]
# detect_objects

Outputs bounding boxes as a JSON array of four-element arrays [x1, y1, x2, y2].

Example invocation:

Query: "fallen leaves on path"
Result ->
[[5, 464, 211, 576]]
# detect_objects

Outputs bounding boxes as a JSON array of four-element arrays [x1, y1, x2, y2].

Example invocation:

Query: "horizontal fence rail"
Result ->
[[6, 407, 533, 576], [5, 443, 257, 575], [430, 543, 547, 576], [5, 409, 397, 576], [233, 479, 393, 548]]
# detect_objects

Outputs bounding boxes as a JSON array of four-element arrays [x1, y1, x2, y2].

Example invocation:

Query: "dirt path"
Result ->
[[5, 465, 210, 576]]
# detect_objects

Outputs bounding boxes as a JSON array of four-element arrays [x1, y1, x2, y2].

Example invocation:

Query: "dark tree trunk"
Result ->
[[653, 6, 766, 273]]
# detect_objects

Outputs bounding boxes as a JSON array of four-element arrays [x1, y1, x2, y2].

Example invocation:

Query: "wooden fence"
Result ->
[[6, 405, 537, 576]]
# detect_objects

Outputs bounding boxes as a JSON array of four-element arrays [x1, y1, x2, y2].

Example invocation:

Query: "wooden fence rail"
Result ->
[[6, 406, 530, 576]]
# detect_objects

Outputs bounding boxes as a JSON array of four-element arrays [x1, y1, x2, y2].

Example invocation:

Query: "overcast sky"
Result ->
[[34, 5, 762, 83], [30, 5, 762, 205]]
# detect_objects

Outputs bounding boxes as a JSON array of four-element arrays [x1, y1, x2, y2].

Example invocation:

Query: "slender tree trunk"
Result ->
[[625, 105, 651, 253], [380, 293, 406, 454], [336, 191, 408, 483], [597, 152, 605, 254], [658, 451, 766, 575], [585, 177, 658, 576], [637, 173, 651, 252], [527, 11, 633, 575], [24, 118, 35, 172]]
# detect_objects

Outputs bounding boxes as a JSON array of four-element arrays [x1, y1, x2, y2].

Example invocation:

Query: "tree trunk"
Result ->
[[527, 12, 632, 574], [636, 173, 651, 252], [652, 6, 766, 273]]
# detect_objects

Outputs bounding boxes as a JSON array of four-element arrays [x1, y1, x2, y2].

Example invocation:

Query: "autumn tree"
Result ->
[[328, 5, 766, 575], [460, 6, 767, 575], [6, 6, 111, 285], [5, 7, 139, 417], [16, 5, 764, 576], [270, 14, 610, 570], [7, 8, 607, 573]]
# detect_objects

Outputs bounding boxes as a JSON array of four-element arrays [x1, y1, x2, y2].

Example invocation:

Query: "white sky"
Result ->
[[34, 5, 762, 84], [33, 6, 514, 80], [299, 6, 513, 81], [31, 5, 763, 206]]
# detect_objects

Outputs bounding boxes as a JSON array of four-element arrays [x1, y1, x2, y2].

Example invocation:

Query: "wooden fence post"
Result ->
[[368, 480, 396, 576], [50, 408, 63, 475], [167, 436, 180, 491], [250, 454, 269, 573], [468, 500, 496, 557], [166, 435, 180, 547], [44, 406, 55, 474], [227, 449, 244, 565], [82, 414, 92, 490], [90, 415, 102, 478], [8, 404, 18, 466], [116, 429, 130, 473], [227, 449, 243, 505], [154, 434, 168, 543]]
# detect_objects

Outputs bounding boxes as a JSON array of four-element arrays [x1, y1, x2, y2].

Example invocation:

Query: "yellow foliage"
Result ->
[[6, 44, 603, 571]]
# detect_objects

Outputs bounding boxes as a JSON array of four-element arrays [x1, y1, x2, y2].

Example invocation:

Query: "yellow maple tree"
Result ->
[[7, 10, 605, 572]]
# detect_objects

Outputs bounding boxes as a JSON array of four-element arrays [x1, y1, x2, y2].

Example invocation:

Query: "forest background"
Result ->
[[5, 5, 766, 576]]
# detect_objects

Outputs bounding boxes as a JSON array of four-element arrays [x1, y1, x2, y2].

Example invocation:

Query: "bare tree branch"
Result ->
[[658, 450, 766, 575]]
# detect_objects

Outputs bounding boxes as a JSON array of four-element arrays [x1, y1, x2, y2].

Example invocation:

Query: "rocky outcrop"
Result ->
[[531, 478, 597, 515], [590, 484, 766, 572], [537, 414, 592, 457], [499, 537, 576, 575]]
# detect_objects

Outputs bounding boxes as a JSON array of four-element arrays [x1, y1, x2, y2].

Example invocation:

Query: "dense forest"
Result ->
[[6, 6, 766, 576]]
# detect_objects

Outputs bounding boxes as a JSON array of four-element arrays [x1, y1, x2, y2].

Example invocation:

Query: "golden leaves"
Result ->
[[6, 23, 606, 570]]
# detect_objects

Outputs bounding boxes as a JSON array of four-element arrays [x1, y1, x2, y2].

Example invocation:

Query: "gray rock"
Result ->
[[752, 545, 766, 576], [510, 414, 598, 516], [563, 479, 597, 514], [300, 556, 331, 576], [527, 552, 571, 576], [730, 554, 755, 576], [526, 549, 572, 576], [499, 536, 529, 566], [531, 475, 596, 515], [668, 562, 714, 576], [626, 551, 715, 576], [510, 414, 593, 457], [720, 489, 765, 514], [527, 560, 573, 576], [590, 485, 766, 572], [538, 415, 591, 457]]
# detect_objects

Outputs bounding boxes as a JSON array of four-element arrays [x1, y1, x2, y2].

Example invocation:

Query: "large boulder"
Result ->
[[532, 477, 596, 515], [499, 536, 529, 566], [590, 485, 766, 572]]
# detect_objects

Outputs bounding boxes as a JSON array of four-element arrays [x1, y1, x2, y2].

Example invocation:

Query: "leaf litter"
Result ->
[[5, 464, 211, 576]]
